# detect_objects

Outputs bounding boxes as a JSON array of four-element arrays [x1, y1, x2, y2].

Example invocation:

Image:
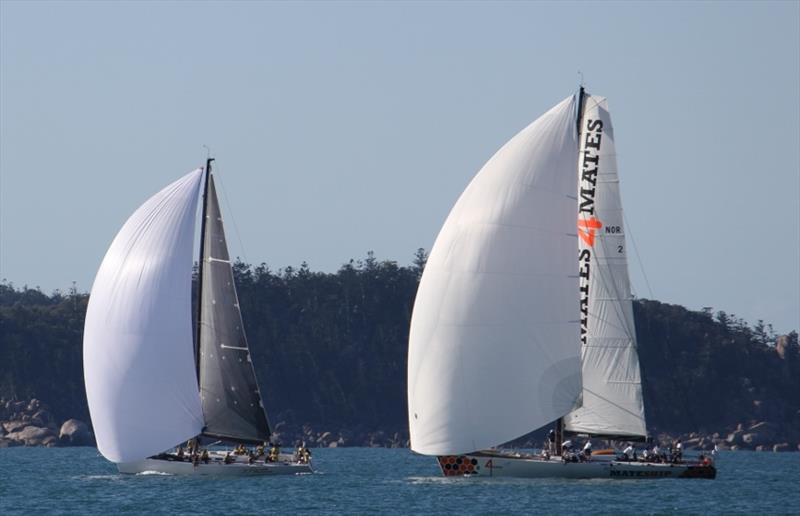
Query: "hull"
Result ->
[[437, 453, 716, 479], [118, 453, 312, 476]]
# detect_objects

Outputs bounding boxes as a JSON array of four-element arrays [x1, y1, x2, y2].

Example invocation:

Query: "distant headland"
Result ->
[[1, 254, 798, 451]]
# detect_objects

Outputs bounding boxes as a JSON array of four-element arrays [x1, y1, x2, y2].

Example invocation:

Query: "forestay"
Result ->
[[198, 175, 271, 443], [408, 95, 583, 456], [563, 95, 647, 438], [83, 169, 205, 463]]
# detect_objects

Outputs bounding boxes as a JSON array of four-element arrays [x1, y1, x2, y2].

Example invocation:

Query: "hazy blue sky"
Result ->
[[1, 1, 798, 333]]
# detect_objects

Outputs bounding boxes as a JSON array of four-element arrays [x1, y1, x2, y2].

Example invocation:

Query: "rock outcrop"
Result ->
[[5, 425, 57, 446], [59, 419, 92, 446], [0, 397, 93, 448]]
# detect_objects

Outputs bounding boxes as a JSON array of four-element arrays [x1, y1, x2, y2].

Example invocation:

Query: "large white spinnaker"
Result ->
[[563, 95, 647, 438], [408, 95, 583, 456], [83, 169, 205, 463]]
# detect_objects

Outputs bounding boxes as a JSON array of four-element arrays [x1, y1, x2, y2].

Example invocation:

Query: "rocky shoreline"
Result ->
[[0, 398, 94, 448], [2, 397, 798, 452]]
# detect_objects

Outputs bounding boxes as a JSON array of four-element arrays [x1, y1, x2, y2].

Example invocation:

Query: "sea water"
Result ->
[[0, 448, 796, 515]]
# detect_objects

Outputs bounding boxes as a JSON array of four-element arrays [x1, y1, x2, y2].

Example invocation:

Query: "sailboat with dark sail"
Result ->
[[83, 160, 311, 475], [407, 88, 716, 479]]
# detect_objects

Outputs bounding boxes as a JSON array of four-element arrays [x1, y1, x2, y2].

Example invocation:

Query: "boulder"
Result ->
[[684, 437, 703, 449], [30, 409, 56, 428], [741, 433, 759, 447], [726, 431, 743, 446], [773, 443, 791, 452], [7, 425, 56, 446], [747, 422, 778, 441], [26, 399, 41, 413], [59, 419, 92, 446], [3, 420, 29, 434]]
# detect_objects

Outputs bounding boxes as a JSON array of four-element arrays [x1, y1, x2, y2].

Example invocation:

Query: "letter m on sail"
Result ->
[[577, 217, 602, 247]]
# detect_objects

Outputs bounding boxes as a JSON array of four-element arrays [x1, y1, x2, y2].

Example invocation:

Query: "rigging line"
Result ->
[[213, 162, 251, 267], [622, 210, 654, 299]]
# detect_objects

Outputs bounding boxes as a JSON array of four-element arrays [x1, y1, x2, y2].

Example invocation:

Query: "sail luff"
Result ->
[[564, 94, 647, 439]]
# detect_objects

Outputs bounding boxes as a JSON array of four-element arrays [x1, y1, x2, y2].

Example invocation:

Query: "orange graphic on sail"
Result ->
[[577, 217, 603, 247]]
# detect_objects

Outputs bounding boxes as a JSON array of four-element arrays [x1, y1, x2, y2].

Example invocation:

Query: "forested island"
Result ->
[[1, 251, 798, 451]]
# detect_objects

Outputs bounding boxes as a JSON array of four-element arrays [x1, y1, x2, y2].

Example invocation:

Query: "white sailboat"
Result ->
[[407, 88, 716, 479], [83, 160, 311, 475]]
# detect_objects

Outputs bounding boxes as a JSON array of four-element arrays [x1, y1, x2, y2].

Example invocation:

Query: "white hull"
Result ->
[[438, 453, 716, 479], [118, 453, 312, 476]]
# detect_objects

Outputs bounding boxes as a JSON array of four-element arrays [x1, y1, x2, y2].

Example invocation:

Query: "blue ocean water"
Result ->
[[0, 447, 797, 515]]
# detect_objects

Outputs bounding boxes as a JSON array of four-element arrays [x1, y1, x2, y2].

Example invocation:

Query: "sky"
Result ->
[[1, 1, 798, 334]]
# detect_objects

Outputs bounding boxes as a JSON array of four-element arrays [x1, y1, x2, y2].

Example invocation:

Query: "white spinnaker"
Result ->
[[564, 95, 647, 438], [408, 95, 583, 456], [84, 169, 205, 463]]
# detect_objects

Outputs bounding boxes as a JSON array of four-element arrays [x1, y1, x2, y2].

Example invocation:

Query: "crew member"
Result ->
[[582, 440, 592, 460], [547, 428, 556, 454], [622, 445, 634, 461]]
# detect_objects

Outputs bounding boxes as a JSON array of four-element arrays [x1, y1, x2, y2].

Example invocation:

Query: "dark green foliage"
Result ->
[[0, 283, 89, 422], [0, 258, 797, 437], [234, 253, 418, 431], [635, 299, 800, 433]]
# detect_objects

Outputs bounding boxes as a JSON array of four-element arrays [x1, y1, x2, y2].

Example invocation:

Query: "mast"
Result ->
[[195, 157, 214, 385], [558, 85, 585, 446], [575, 85, 585, 137]]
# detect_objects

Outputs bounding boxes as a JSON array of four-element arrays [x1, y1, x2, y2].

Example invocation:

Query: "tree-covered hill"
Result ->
[[1, 252, 797, 442]]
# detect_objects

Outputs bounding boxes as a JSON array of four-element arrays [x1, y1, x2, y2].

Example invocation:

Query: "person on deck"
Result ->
[[201, 449, 209, 464], [674, 440, 683, 462], [561, 440, 575, 462], [622, 445, 634, 461], [582, 440, 592, 460], [224, 452, 234, 464], [268, 444, 280, 463], [547, 429, 556, 454]]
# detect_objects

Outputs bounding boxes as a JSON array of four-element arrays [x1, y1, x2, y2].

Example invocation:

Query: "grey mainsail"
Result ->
[[198, 173, 271, 443]]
